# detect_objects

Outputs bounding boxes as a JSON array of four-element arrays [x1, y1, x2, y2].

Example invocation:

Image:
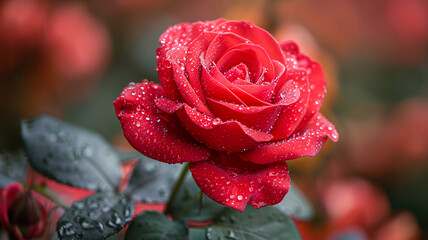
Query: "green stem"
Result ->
[[164, 162, 189, 215], [32, 186, 70, 209]]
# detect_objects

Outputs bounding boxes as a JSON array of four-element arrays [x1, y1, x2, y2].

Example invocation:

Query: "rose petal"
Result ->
[[216, 43, 274, 83], [159, 19, 227, 48], [240, 113, 338, 164], [296, 59, 327, 131], [280, 40, 300, 56], [200, 64, 248, 106], [232, 82, 275, 103], [155, 98, 273, 152], [155, 48, 181, 100], [280, 41, 327, 131], [185, 30, 247, 102], [207, 65, 273, 106], [171, 62, 212, 116], [114, 81, 211, 163], [189, 152, 291, 212], [214, 20, 285, 63], [270, 69, 310, 140], [204, 31, 250, 64], [274, 80, 301, 105], [224, 63, 250, 82], [205, 97, 281, 132], [156, 20, 228, 100]]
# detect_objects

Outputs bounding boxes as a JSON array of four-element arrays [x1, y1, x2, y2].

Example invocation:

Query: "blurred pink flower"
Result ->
[[45, 3, 111, 79]]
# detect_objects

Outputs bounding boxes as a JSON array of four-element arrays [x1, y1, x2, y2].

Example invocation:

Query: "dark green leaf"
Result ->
[[171, 175, 225, 222], [21, 115, 121, 191], [189, 228, 206, 240], [57, 192, 134, 240], [124, 211, 188, 240], [125, 155, 182, 203], [274, 183, 314, 220], [207, 207, 301, 240]]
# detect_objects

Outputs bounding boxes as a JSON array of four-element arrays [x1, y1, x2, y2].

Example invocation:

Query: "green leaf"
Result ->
[[125, 155, 182, 203], [124, 211, 188, 240], [21, 115, 121, 191], [207, 207, 301, 240], [56, 191, 134, 240], [274, 183, 314, 220], [171, 175, 225, 222], [189, 228, 206, 240]]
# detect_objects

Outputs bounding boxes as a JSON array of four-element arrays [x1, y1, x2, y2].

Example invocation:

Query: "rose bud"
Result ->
[[114, 19, 338, 211], [0, 182, 47, 240]]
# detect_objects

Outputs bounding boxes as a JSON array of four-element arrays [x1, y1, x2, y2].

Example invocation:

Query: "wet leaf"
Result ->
[[21, 115, 121, 191], [125, 155, 182, 203], [171, 175, 225, 222], [207, 207, 301, 240], [125, 211, 188, 240], [189, 228, 206, 240], [274, 183, 314, 220], [56, 191, 134, 240]]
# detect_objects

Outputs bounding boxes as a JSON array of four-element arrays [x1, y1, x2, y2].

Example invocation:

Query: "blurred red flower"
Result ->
[[0, 182, 48, 240]]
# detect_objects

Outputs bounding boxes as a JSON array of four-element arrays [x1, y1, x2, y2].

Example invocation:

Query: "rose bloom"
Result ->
[[114, 19, 338, 211], [0, 182, 48, 240]]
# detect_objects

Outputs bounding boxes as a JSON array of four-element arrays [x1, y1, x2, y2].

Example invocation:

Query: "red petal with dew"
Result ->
[[205, 97, 281, 132], [171, 62, 211, 115], [158, 19, 227, 49], [215, 43, 274, 83], [206, 65, 272, 106], [155, 98, 273, 152], [213, 20, 285, 63], [280, 41, 327, 131], [189, 152, 291, 212], [240, 113, 338, 164], [270, 68, 310, 140], [114, 81, 211, 163]]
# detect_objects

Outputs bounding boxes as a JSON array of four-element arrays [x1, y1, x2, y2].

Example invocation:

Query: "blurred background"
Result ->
[[0, 0, 427, 239]]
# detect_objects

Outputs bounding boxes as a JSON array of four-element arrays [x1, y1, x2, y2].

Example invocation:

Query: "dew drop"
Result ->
[[212, 118, 221, 125]]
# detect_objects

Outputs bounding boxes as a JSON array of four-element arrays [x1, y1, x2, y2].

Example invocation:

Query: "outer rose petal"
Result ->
[[189, 152, 291, 212], [214, 20, 285, 63], [270, 69, 310, 140], [114, 81, 211, 163], [280, 41, 327, 131], [240, 113, 338, 164], [296, 58, 326, 130], [156, 20, 227, 100], [155, 98, 273, 152], [171, 62, 212, 115], [159, 19, 227, 49]]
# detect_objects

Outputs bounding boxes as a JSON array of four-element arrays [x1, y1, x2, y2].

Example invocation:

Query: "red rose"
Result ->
[[0, 182, 48, 240], [114, 19, 338, 211]]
